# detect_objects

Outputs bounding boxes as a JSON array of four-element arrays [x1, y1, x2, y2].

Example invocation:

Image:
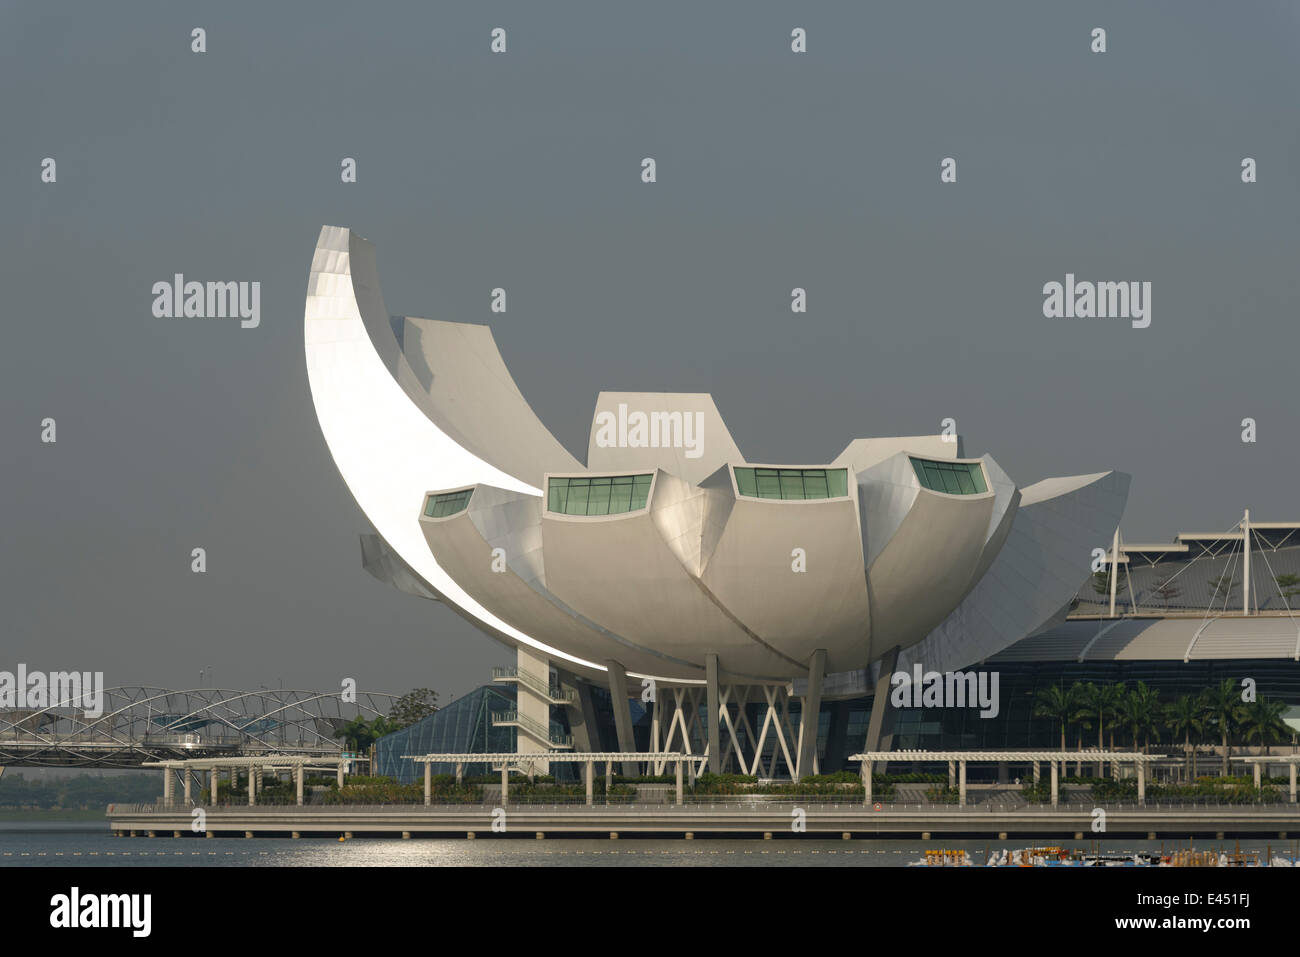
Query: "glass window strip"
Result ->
[[425, 488, 473, 518], [547, 474, 654, 516], [731, 467, 849, 501], [909, 457, 988, 495]]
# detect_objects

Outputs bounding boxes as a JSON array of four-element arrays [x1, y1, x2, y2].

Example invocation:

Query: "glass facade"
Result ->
[[424, 488, 473, 518], [909, 457, 988, 495], [547, 474, 653, 516], [733, 467, 849, 500], [373, 661, 1300, 783], [373, 685, 517, 781]]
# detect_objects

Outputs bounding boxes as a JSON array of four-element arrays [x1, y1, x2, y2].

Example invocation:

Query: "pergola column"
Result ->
[[296, 764, 304, 807], [675, 758, 683, 806], [211, 768, 219, 805], [863, 759, 873, 806], [500, 763, 509, 806], [958, 760, 967, 806], [336, 762, 344, 788], [1290, 763, 1296, 803], [1033, 761, 1040, 785], [1254, 762, 1262, 789], [163, 767, 174, 807], [424, 762, 432, 806], [183, 769, 193, 805], [605, 761, 612, 793], [585, 760, 594, 806], [1050, 761, 1059, 807], [1137, 760, 1146, 805], [948, 760, 955, 788], [455, 762, 463, 785], [248, 766, 256, 806]]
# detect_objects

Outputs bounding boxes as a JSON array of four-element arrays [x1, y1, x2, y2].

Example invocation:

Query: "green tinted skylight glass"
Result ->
[[424, 488, 473, 518], [548, 474, 653, 516], [732, 467, 850, 501], [909, 458, 988, 495]]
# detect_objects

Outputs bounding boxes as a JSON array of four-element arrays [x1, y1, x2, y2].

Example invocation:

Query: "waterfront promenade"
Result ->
[[107, 799, 1300, 841]]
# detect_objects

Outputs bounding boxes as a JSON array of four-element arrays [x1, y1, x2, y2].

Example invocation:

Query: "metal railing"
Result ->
[[490, 667, 576, 704], [490, 711, 574, 749]]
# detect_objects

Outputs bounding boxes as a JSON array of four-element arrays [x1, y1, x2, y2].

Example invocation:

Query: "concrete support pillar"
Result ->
[[1254, 762, 1262, 789], [863, 760, 873, 806], [958, 760, 967, 807], [455, 763, 463, 785], [865, 646, 901, 771], [675, 759, 683, 806], [183, 769, 192, 805], [500, 764, 509, 806], [1051, 761, 1059, 807], [796, 649, 826, 782], [585, 760, 594, 806], [424, 763, 432, 807], [1033, 761, 1040, 785], [605, 761, 612, 793], [210, 768, 218, 805], [1290, 763, 1296, 803], [948, 760, 956, 788], [296, 765, 304, 807], [516, 646, 553, 777], [605, 660, 639, 777], [337, 762, 344, 788], [705, 654, 722, 775], [248, 766, 256, 806], [162, 767, 174, 807], [1137, 761, 1146, 806]]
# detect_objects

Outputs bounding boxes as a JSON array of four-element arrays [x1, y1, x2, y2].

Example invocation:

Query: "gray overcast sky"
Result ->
[[2, 1, 1298, 701]]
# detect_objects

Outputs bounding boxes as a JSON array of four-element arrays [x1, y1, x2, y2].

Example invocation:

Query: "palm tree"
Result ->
[[1115, 688, 1144, 751], [1204, 679, 1246, 777], [1099, 683, 1126, 749], [1070, 683, 1097, 777], [1241, 698, 1289, 757], [1128, 681, 1162, 753], [1166, 694, 1205, 782], [1034, 685, 1073, 751], [1087, 682, 1125, 777]]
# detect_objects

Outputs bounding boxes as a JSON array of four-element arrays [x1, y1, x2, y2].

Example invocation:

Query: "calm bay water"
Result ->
[[2, 822, 1294, 867]]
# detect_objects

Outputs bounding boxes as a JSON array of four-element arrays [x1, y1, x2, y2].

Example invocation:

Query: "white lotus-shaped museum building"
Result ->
[[304, 225, 1129, 773]]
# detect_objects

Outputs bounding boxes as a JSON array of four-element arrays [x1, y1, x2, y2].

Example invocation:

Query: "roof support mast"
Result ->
[[1109, 527, 1119, 619], [1242, 508, 1251, 617]]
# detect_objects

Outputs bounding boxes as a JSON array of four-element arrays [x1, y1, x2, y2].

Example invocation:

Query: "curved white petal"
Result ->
[[304, 225, 611, 675]]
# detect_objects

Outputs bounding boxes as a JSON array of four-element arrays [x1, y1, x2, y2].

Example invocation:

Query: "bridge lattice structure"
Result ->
[[0, 686, 396, 768]]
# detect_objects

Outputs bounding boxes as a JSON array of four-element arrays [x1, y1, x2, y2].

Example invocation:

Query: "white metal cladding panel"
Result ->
[[699, 496, 870, 672], [541, 500, 798, 679], [418, 488, 706, 681], [900, 470, 1130, 674], [866, 486, 996, 658]]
